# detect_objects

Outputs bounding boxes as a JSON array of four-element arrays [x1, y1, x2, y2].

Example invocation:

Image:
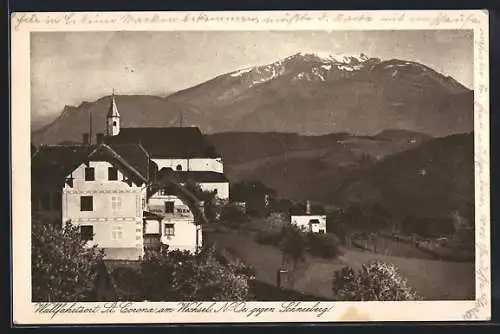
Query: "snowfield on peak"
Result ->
[[230, 67, 253, 77], [227, 51, 380, 86], [224, 51, 461, 89], [294, 51, 370, 63]]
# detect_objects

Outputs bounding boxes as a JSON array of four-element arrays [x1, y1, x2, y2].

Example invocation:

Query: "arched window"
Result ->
[[113, 121, 117, 126], [176, 164, 182, 171]]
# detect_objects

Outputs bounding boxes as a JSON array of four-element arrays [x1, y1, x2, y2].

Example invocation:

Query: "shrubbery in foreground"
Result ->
[[32, 216, 104, 302], [332, 261, 421, 301], [255, 225, 343, 260], [140, 245, 252, 301]]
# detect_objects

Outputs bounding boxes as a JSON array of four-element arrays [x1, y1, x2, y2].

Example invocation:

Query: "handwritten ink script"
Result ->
[[12, 12, 481, 31], [34, 301, 335, 320], [462, 24, 491, 321]]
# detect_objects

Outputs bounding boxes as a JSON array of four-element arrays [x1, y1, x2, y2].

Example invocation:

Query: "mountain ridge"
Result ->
[[31, 52, 473, 144]]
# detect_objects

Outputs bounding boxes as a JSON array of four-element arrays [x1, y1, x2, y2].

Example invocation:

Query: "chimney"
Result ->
[[306, 200, 311, 215], [96, 133, 104, 144], [82, 133, 89, 145]]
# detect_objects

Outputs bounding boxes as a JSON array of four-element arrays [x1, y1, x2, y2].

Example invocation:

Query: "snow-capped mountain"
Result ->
[[32, 52, 473, 145], [228, 52, 378, 86], [224, 51, 466, 93]]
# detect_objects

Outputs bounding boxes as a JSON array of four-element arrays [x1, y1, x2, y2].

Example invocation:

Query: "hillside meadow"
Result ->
[[204, 225, 475, 301]]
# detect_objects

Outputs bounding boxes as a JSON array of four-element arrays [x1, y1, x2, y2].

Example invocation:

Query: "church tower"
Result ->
[[106, 89, 120, 136]]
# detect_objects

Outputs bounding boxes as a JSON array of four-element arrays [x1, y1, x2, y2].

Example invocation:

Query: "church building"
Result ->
[[103, 93, 229, 200]]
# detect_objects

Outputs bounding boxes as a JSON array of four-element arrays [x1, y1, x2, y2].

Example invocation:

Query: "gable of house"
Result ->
[[86, 144, 149, 186], [148, 168, 208, 226]]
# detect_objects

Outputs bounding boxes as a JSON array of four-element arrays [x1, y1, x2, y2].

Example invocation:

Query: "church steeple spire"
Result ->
[[107, 89, 120, 118], [106, 89, 120, 136]]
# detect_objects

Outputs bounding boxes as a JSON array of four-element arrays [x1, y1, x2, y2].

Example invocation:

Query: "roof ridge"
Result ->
[[89, 144, 147, 183]]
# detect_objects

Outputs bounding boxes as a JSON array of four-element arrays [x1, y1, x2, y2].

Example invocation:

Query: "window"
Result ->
[[108, 167, 118, 180], [176, 164, 182, 171], [319, 229, 325, 234], [113, 121, 117, 126], [80, 225, 93, 241], [164, 223, 175, 236], [111, 226, 123, 240], [80, 196, 93, 211], [164, 201, 175, 214], [111, 196, 122, 210], [85, 167, 95, 181]]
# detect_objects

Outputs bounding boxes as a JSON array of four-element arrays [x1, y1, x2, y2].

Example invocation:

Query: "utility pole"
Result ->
[[179, 109, 183, 127], [89, 108, 93, 145]]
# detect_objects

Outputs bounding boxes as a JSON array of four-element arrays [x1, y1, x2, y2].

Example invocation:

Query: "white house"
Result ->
[[144, 191, 202, 254], [32, 142, 151, 260], [290, 215, 327, 233], [290, 200, 327, 233]]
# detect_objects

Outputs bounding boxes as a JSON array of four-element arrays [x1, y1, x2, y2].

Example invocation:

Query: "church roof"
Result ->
[[104, 127, 219, 159], [158, 168, 228, 183]]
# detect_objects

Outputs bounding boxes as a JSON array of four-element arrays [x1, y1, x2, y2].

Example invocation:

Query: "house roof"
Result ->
[[143, 210, 163, 220], [88, 144, 149, 184], [31, 145, 96, 185], [104, 127, 220, 159], [158, 168, 228, 183], [31, 143, 150, 186], [147, 168, 209, 225]]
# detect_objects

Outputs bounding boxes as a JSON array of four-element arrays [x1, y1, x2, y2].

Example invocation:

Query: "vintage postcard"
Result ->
[[11, 10, 490, 324]]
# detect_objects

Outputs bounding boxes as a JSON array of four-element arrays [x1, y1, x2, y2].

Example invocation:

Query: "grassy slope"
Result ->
[[328, 132, 474, 216], [205, 229, 474, 301], [216, 132, 431, 202]]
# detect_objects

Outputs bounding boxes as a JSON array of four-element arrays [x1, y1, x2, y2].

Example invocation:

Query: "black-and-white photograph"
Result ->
[[11, 10, 491, 324], [29, 29, 476, 303]]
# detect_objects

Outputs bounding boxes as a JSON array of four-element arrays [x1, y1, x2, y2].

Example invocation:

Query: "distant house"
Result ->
[[290, 200, 327, 233], [291, 215, 327, 233]]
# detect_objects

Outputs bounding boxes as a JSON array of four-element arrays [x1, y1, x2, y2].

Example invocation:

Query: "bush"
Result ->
[[332, 261, 421, 301], [307, 233, 344, 259], [140, 245, 251, 301], [110, 266, 144, 301], [219, 204, 249, 224], [255, 230, 282, 246], [279, 225, 308, 268], [255, 227, 343, 260], [31, 216, 105, 302]]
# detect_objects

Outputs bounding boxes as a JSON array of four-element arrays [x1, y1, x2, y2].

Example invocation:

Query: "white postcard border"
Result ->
[[11, 10, 491, 324]]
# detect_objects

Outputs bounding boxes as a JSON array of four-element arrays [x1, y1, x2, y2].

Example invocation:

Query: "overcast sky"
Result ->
[[31, 30, 473, 121]]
